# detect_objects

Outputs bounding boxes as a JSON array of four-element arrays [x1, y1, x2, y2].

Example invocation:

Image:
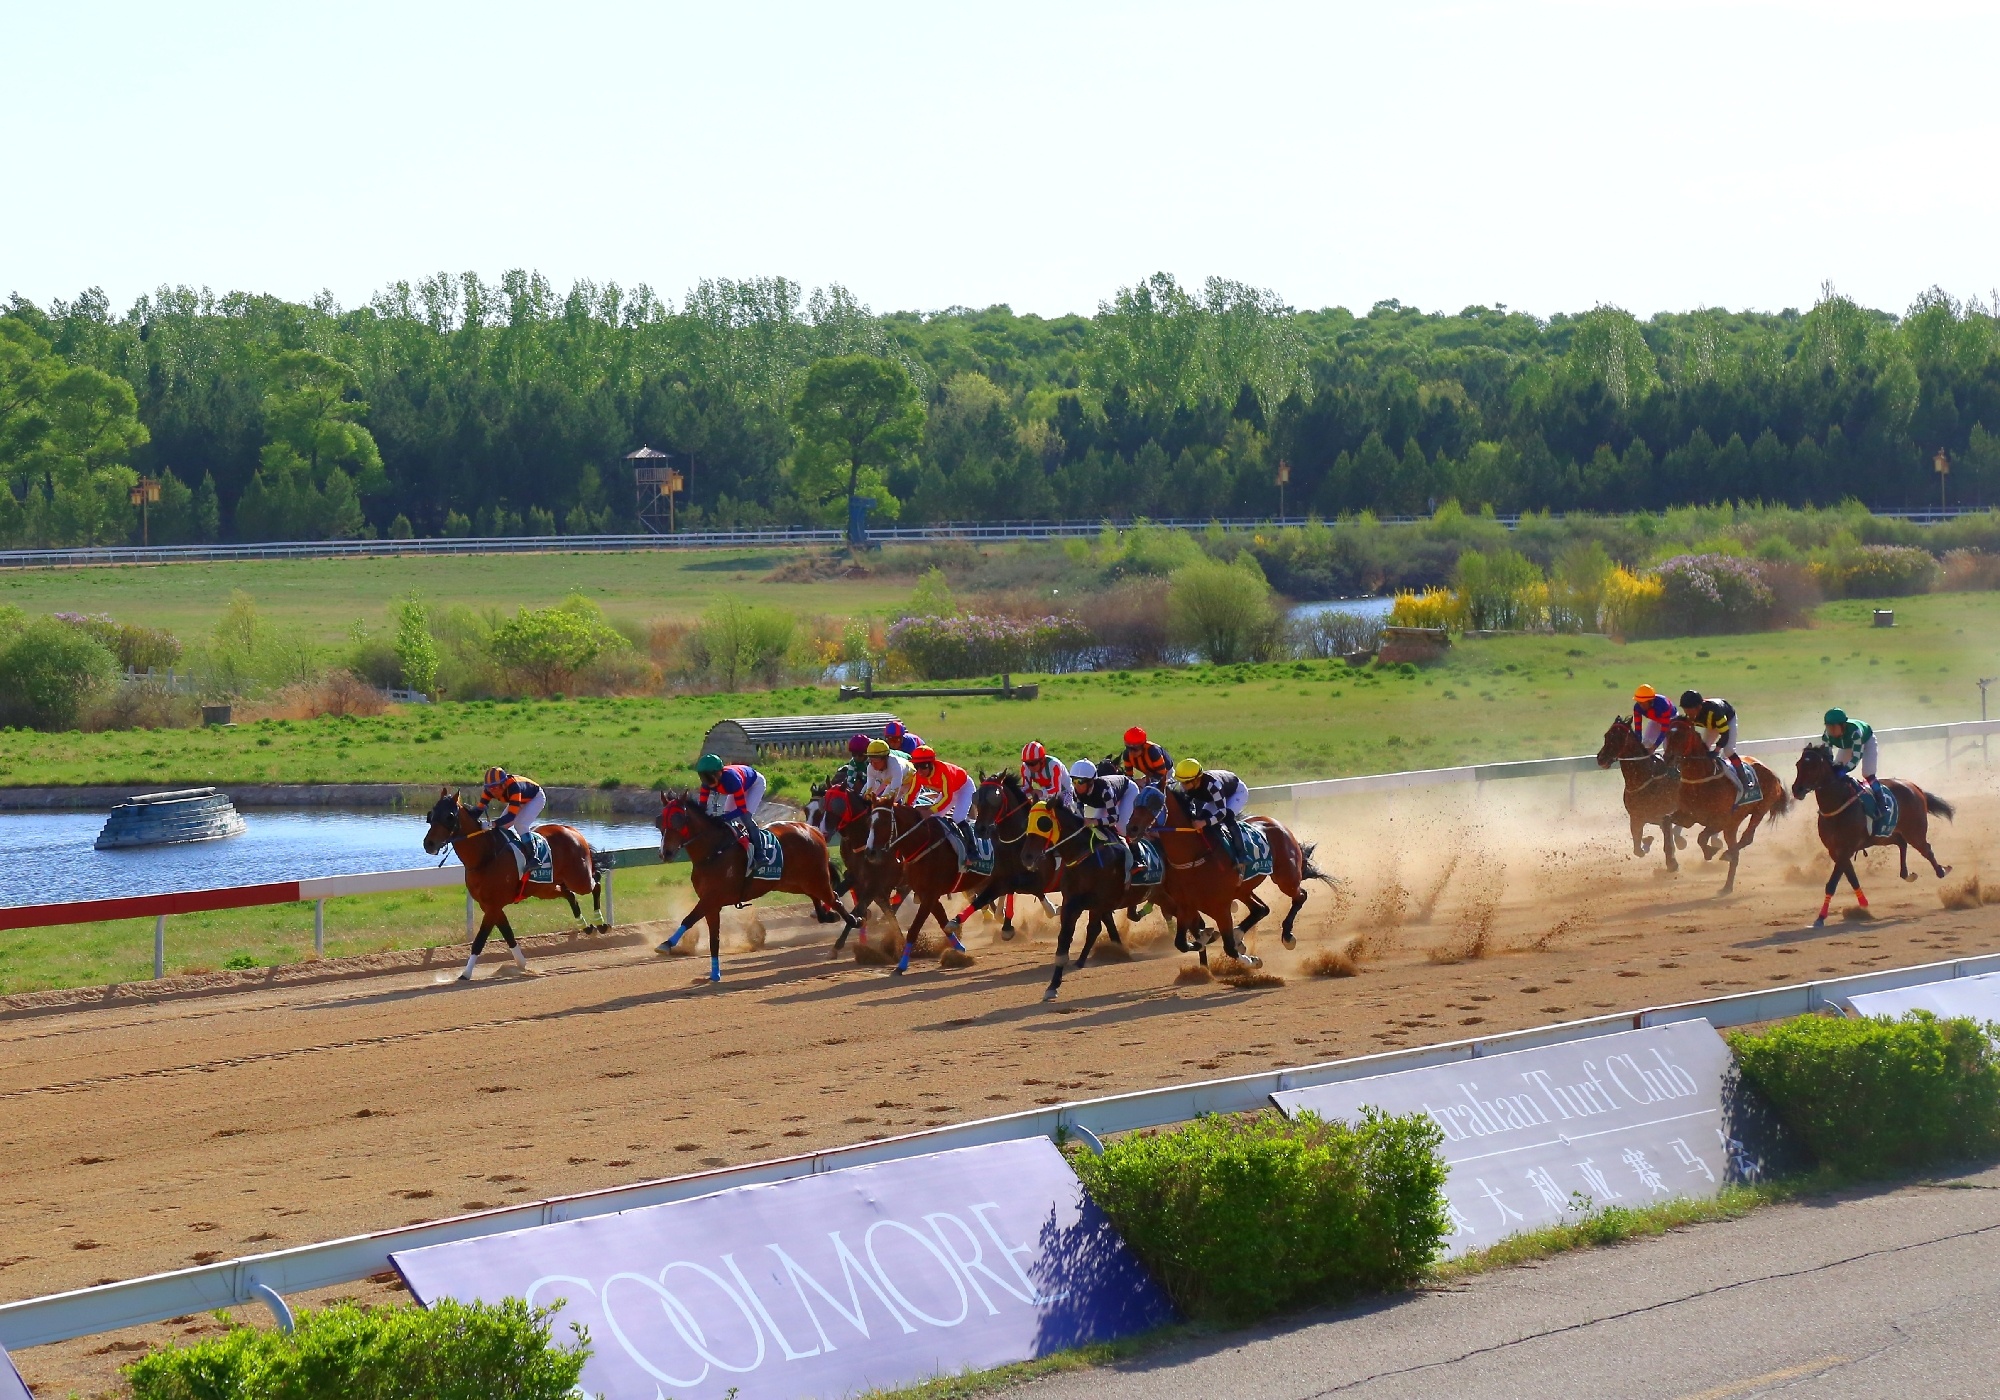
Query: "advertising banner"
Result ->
[[1272, 1022, 1757, 1256], [392, 1137, 1172, 1400], [0, 1341, 30, 1400], [1846, 970, 2000, 1023]]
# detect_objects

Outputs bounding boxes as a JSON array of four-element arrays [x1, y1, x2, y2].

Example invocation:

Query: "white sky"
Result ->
[[5, 1, 1994, 322]]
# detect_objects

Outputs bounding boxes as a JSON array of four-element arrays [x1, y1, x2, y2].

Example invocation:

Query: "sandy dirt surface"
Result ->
[[8, 756, 2000, 1397]]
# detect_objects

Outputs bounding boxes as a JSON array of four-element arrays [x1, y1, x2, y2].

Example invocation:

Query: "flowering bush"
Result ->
[[1654, 553, 1775, 635], [1388, 587, 1464, 630], [1600, 567, 1665, 639], [1814, 544, 1942, 598], [887, 613, 1094, 678]]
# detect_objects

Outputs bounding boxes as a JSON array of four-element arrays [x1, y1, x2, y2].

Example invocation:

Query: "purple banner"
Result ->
[[0, 1341, 29, 1400], [391, 1137, 1173, 1400]]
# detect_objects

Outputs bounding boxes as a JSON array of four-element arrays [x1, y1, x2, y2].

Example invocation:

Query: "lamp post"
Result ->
[[1276, 460, 1290, 520], [128, 476, 160, 545], [1935, 449, 1950, 512]]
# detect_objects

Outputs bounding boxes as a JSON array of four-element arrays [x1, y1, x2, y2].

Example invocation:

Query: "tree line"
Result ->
[[5, 272, 2000, 546]]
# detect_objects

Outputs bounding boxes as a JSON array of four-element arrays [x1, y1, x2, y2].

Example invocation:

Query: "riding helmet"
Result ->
[[1823, 707, 1847, 727], [695, 754, 724, 776], [1174, 757, 1204, 782], [911, 745, 937, 764], [1123, 726, 1148, 746], [1022, 740, 1047, 764], [1633, 684, 1656, 703], [847, 734, 870, 757], [1070, 758, 1097, 781], [484, 765, 508, 786], [1679, 690, 1703, 711], [866, 738, 891, 757]]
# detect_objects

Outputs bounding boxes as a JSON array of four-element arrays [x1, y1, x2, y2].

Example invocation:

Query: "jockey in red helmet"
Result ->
[[1120, 725, 1174, 787]]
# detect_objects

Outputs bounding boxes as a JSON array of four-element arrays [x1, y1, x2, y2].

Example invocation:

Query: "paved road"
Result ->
[[1015, 1163, 2000, 1400]]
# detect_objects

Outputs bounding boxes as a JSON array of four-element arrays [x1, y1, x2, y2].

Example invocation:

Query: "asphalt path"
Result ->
[[1014, 1163, 2000, 1400]]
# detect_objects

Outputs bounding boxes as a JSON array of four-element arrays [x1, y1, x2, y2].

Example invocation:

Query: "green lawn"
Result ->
[[2, 591, 1993, 797], [0, 546, 913, 644]]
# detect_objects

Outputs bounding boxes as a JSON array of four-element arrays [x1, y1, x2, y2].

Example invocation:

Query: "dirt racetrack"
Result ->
[[9, 758, 2000, 1397]]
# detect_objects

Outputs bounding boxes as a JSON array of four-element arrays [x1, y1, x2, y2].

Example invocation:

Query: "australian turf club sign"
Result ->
[[1273, 1022, 1760, 1256], [392, 1138, 1173, 1400]]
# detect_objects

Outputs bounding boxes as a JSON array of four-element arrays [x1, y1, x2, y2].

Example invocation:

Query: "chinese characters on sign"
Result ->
[[1271, 1022, 1747, 1256]]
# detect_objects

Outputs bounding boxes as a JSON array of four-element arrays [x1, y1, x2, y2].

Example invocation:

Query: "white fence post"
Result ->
[[313, 899, 325, 957], [153, 915, 165, 980], [603, 868, 615, 927]]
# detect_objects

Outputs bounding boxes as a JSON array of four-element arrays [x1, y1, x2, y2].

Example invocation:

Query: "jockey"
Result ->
[[1680, 690, 1751, 802], [1120, 726, 1174, 787], [1631, 685, 1677, 752], [1070, 758, 1138, 846], [1822, 708, 1882, 800], [858, 737, 913, 804], [1019, 740, 1073, 810], [480, 766, 545, 860], [904, 745, 973, 822], [883, 720, 923, 756], [695, 753, 765, 854], [832, 733, 872, 791], [1174, 757, 1249, 859]]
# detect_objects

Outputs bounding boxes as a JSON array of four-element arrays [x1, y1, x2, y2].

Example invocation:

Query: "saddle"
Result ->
[[942, 820, 996, 876], [1854, 779, 1899, 839], [1124, 836, 1165, 887], [505, 828, 554, 897], [1727, 759, 1763, 808], [746, 822, 785, 881]]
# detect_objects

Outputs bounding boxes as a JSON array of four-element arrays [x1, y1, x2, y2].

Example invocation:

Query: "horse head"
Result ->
[[972, 772, 1023, 838], [864, 802, 898, 858], [1020, 800, 1061, 873], [1792, 742, 1838, 801], [421, 786, 475, 855], [1596, 714, 1639, 768], [657, 789, 699, 860]]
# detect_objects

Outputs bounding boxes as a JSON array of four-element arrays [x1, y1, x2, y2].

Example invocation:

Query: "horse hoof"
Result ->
[[1001, 923, 1016, 941], [709, 971, 722, 984], [1812, 917, 1827, 929], [1238, 954, 1262, 970], [1042, 987, 1059, 1002], [1281, 933, 1297, 950], [456, 973, 473, 983]]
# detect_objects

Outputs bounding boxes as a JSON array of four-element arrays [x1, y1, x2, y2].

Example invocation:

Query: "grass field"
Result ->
[[0, 547, 912, 643]]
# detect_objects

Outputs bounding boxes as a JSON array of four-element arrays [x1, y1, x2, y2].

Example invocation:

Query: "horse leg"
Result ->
[[562, 889, 582, 924], [1076, 898, 1104, 968], [496, 911, 529, 973], [706, 907, 723, 983], [460, 915, 494, 981], [1814, 859, 1840, 927], [1002, 891, 1016, 939], [1045, 899, 1083, 1000], [894, 897, 934, 976], [1661, 819, 1679, 870], [1845, 858, 1869, 912], [1279, 888, 1308, 948], [1896, 837, 1916, 881], [1237, 891, 1270, 936], [1629, 810, 1652, 858], [659, 897, 706, 954]]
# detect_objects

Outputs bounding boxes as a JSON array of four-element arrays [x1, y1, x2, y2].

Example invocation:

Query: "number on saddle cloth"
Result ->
[[1234, 824, 1273, 880], [1858, 781, 1899, 838], [747, 822, 785, 881], [508, 829, 554, 886], [1127, 837, 1165, 887]]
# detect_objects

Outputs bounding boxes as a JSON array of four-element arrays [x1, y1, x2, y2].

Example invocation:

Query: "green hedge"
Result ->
[[124, 1297, 588, 1400], [1729, 1012, 2000, 1176], [1071, 1109, 1448, 1324]]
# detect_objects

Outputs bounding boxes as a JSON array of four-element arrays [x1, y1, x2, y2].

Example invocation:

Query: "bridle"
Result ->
[[975, 774, 1032, 845]]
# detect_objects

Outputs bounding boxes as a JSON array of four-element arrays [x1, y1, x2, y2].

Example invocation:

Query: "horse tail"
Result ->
[[1766, 776, 1792, 821], [1926, 791, 1957, 823], [1297, 840, 1338, 889]]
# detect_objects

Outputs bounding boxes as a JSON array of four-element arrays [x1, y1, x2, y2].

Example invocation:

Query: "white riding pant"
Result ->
[[1111, 783, 1138, 835], [931, 784, 973, 822], [504, 789, 546, 836], [1640, 718, 1669, 749], [1222, 784, 1249, 816], [1858, 735, 1878, 779]]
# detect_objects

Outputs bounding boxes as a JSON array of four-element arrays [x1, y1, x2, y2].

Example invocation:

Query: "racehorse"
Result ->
[[1658, 718, 1791, 896], [1019, 796, 1157, 1000], [1791, 744, 1953, 927], [1595, 715, 1689, 871], [1155, 786, 1333, 958], [864, 801, 975, 975], [939, 772, 1060, 942], [421, 787, 603, 981], [807, 780, 893, 952], [655, 790, 855, 982]]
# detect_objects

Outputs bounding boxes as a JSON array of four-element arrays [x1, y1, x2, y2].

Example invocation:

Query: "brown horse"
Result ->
[[421, 787, 602, 981], [1156, 788, 1335, 965], [1020, 797, 1159, 1000], [655, 790, 854, 982], [941, 772, 1060, 942], [1792, 744, 1953, 927], [863, 801, 976, 975], [1594, 715, 1689, 871], [808, 780, 894, 953], [1658, 718, 1791, 895]]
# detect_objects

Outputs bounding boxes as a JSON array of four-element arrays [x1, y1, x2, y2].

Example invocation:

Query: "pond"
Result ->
[[1287, 596, 1395, 623], [0, 808, 665, 910]]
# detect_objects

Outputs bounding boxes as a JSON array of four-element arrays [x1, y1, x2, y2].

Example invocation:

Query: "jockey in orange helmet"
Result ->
[[1630, 685, 1677, 752], [481, 766, 545, 860]]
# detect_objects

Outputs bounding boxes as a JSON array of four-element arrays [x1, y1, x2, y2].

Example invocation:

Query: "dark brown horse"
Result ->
[[1156, 787, 1334, 961], [1594, 715, 1689, 871], [808, 779, 895, 953], [655, 791, 854, 982], [1659, 718, 1791, 896], [940, 772, 1060, 943], [864, 801, 976, 975], [1792, 744, 1953, 927], [1020, 797, 1158, 1000], [421, 787, 602, 981]]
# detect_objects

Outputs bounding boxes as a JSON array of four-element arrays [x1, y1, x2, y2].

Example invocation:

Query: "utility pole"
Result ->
[[1936, 449, 1950, 512], [1276, 460, 1290, 520], [129, 476, 160, 544]]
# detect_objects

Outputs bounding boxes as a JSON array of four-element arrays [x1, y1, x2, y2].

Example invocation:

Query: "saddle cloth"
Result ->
[[1857, 781, 1898, 839], [942, 821, 996, 876], [1234, 823, 1274, 879], [748, 822, 785, 881], [1726, 760, 1762, 807], [508, 829, 554, 886], [1125, 836, 1165, 887]]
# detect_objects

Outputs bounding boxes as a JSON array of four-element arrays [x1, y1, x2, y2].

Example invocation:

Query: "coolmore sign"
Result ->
[[1272, 1022, 1751, 1256], [0, 1340, 29, 1400], [1846, 970, 2000, 1023], [391, 1137, 1172, 1400]]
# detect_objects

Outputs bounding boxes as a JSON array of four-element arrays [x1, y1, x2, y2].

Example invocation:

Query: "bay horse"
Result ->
[[1792, 744, 1953, 927], [1020, 796, 1157, 1001], [864, 801, 975, 975], [1658, 718, 1791, 896], [421, 787, 603, 982], [1156, 786, 1334, 962], [807, 780, 893, 953], [655, 790, 855, 982], [941, 773, 1060, 942], [1594, 715, 1689, 871]]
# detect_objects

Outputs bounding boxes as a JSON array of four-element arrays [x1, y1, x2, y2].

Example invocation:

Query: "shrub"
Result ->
[[488, 595, 629, 696], [1600, 566, 1664, 639], [1653, 553, 1776, 635], [1072, 579, 1175, 667], [1940, 548, 2000, 591], [54, 612, 183, 672], [1291, 608, 1384, 659], [1168, 556, 1281, 663], [124, 1296, 589, 1400], [0, 617, 119, 729], [393, 597, 440, 695], [1388, 587, 1463, 631], [687, 597, 796, 690], [85, 680, 200, 732], [887, 612, 1093, 678], [1071, 1109, 1448, 1323], [1728, 1012, 2000, 1177], [1454, 548, 1545, 631], [1814, 544, 1943, 598]]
